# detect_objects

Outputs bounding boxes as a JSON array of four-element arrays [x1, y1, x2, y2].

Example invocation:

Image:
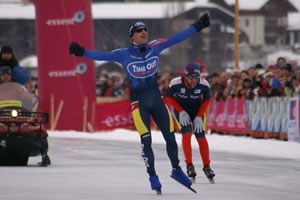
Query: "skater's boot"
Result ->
[[171, 167, 192, 187], [149, 175, 162, 193], [186, 163, 197, 178], [203, 165, 215, 179]]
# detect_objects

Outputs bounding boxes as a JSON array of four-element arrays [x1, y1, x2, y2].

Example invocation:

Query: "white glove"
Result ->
[[193, 116, 203, 133], [179, 111, 191, 126]]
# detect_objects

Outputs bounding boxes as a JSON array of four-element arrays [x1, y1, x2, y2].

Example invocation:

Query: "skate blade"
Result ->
[[170, 175, 197, 193], [208, 178, 215, 184], [156, 189, 162, 195]]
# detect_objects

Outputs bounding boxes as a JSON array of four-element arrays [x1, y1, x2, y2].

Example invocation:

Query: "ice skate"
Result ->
[[149, 175, 162, 195], [203, 165, 215, 184], [186, 163, 197, 183], [171, 167, 196, 193]]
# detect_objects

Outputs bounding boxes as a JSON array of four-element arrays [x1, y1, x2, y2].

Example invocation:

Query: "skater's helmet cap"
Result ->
[[129, 21, 146, 38], [184, 62, 200, 75]]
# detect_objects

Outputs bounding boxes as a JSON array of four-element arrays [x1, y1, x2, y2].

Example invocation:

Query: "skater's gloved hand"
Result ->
[[193, 13, 210, 32], [193, 116, 203, 133], [69, 42, 85, 56], [179, 111, 191, 126]]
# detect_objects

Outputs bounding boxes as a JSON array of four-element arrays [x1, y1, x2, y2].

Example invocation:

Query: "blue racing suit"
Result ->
[[84, 26, 197, 176]]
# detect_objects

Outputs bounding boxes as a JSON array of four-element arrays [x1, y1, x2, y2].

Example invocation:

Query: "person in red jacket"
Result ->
[[165, 62, 215, 183]]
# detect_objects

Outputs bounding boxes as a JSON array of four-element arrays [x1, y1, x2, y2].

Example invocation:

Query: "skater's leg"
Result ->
[[140, 133, 156, 176], [151, 101, 179, 169], [182, 132, 193, 165], [196, 137, 210, 166], [173, 111, 196, 179], [131, 101, 156, 176], [195, 130, 215, 180], [195, 131, 210, 166]]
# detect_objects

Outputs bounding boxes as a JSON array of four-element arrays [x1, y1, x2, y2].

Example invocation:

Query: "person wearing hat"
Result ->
[[70, 13, 210, 193], [165, 62, 215, 183], [0, 65, 13, 84], [0, 45, 29, 85]]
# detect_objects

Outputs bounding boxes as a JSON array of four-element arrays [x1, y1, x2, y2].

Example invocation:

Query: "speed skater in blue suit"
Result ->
[[69, 13, 210, 193]]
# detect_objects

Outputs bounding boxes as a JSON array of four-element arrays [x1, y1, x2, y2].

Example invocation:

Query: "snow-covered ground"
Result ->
[[50, 129, 300, 160]]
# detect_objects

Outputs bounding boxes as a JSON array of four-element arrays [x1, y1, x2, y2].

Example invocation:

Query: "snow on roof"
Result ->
[[0, 3, 34, 19], [0, 0, 24, 3], [224, 0, 268, 10], [0, 1, 221, 20], [0, 0, 299, 27], [288, 0, 300, 29], [224, 0, 300, 29], [91, 1, 215, 19], [225, 0, 300, 11], [288, 0, 300, 11], [92, 2, 178, 19]]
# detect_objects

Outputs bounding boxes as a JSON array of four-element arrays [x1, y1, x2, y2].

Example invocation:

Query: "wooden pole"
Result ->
[[83, 96, 88, 132], [52, 100, 64, 130], [50, 94, 64, 130], [234, 0, 240, 70]]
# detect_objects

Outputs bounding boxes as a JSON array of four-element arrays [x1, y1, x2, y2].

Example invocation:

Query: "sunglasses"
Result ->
[[186, 74, 200, 80], [135, 27, 147, 33]]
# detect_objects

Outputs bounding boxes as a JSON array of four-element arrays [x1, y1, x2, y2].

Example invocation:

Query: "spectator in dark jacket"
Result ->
[[0, 45, 29, 85]]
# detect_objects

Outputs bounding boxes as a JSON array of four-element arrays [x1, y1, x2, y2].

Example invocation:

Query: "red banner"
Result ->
[[214, 99, 226, 130], [207, 98, 249, 133], [30, 0, 96, 131], [226, 98, 237, 130], [207, 99, 216, 129], [95, 98, 180, 132], [236, 98, 249, 131], [96, 99, 135, 130]]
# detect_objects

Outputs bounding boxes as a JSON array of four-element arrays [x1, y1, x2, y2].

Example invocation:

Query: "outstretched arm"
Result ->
[[69, 42, 123, 63], [84, 49, 123, 63], [157, 13, 210, 51]]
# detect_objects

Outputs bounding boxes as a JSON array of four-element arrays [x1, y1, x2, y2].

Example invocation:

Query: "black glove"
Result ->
[[193, 13, 210, 32], [69, 42, 85, 56]]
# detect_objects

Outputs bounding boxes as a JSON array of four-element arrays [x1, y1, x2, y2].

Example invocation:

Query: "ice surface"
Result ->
[[0, 129, 299, 200]]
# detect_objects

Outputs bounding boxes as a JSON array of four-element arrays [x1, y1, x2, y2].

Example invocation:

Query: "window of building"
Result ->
[[245, 19, 249, 27], [296, 32, 300, 43]]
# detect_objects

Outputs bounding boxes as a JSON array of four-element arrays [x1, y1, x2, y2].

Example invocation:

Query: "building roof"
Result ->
[[0, 3, 35, 19], [0, 0, 299, 28], [224, 0, 268, 10], [90, 2, 221, 19], [225, 0, 300, 12]]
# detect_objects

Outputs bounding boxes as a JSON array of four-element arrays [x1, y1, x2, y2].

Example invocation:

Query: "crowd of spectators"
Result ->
[[208, 57, 300, 100], [95, 57, 300, 101], [2, 45, 298, 102], [96, 69, 130, 98]]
